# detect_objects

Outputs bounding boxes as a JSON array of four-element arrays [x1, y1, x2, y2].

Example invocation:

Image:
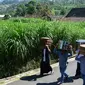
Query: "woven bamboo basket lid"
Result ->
[[80, 44, 85, 55], [41, 37, 50, 40]]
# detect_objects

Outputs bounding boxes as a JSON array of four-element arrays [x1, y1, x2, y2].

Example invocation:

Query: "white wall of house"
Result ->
[[0, 15, 4, 18]]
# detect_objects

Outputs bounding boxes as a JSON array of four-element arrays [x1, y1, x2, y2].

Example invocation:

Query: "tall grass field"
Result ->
[[0, 18, 85, 78]]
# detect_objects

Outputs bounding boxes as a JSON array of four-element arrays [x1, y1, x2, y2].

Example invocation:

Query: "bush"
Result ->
[[60, 9, 66, 15], [3, 14, 11, 20]]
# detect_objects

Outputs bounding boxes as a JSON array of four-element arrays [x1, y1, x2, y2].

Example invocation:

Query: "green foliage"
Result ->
[[60, 8, 66, 15], [14, 1, 53, 17], [25, 1, 37, 14], [3, 14, 11, 20], [15, 4, 27, 16], [0, 18, 85, 78], [1, 0, 85, 17], [2, 0, 19, 4]]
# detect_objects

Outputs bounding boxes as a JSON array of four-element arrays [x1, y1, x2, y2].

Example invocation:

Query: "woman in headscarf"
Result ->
[[40, 37, 53, 76]]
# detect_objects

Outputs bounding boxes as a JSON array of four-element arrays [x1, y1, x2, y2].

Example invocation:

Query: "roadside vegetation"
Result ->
[[0, 18, 85, 78]]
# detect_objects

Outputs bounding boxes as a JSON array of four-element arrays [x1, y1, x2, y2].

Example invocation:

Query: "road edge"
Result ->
[[0, 57, 75, 85]]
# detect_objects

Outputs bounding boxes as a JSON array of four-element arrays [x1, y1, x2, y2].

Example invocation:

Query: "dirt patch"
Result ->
[[60, 17, 85, 21]]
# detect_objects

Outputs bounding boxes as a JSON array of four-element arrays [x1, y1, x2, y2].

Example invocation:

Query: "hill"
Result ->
[[0, 0, 85, 17]]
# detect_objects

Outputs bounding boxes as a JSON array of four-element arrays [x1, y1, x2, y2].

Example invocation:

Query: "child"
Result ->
[[53, 40, 72, 84]]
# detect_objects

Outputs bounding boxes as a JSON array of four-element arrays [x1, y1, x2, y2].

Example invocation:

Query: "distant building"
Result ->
[[66, 8, 85, 17], [0, 15, 4, 18], [61, 8, 85, 21]]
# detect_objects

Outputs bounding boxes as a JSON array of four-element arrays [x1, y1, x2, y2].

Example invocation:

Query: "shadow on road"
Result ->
[[37, 82, 58, 85], [36, 76, 74, 85], [20, 74, 50, 81], [37, 76, 74, 85], [57, 76, 74, 83], [20, 73, 74, 84]]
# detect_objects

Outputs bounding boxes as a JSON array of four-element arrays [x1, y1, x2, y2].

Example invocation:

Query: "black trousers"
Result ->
[[75, 62, 81, 76]]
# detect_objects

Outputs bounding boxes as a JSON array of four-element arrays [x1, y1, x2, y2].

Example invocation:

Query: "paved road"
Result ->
[[7, 61, 83, 85]]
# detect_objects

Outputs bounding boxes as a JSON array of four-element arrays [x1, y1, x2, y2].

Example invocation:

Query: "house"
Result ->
[[66, 8, 85, 17], [61, 8, 85, 21], [0, 15, 5, 18]]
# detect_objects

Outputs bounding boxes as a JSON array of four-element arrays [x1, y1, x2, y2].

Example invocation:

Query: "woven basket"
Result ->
[[80, 44, 85, 55]]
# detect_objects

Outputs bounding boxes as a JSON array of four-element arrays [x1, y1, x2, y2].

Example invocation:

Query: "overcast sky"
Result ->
[[0, 0, 3, 2]]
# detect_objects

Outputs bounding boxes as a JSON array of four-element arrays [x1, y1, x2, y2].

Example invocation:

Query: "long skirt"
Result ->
[[40, 61, 52, 75]]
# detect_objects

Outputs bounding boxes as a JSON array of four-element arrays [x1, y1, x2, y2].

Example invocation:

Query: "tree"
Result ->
[[14, 0, 53, 18], [26, 1, 37, 14], [3, 14, 11, 20], [77, 0, 84, 4], [15, 4, 26, 16], [2, 0, 19, 4], [60, 8, 66, 15]]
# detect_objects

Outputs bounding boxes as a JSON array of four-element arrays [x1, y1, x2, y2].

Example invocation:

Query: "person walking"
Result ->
[[53, 40, 72, 84], [40, 37, 53, 76], [76, 44, 85, 85], [74, 40, 85, 79]]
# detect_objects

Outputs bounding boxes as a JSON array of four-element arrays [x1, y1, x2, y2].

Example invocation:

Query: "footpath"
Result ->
[[0, 57, 75, 85]]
